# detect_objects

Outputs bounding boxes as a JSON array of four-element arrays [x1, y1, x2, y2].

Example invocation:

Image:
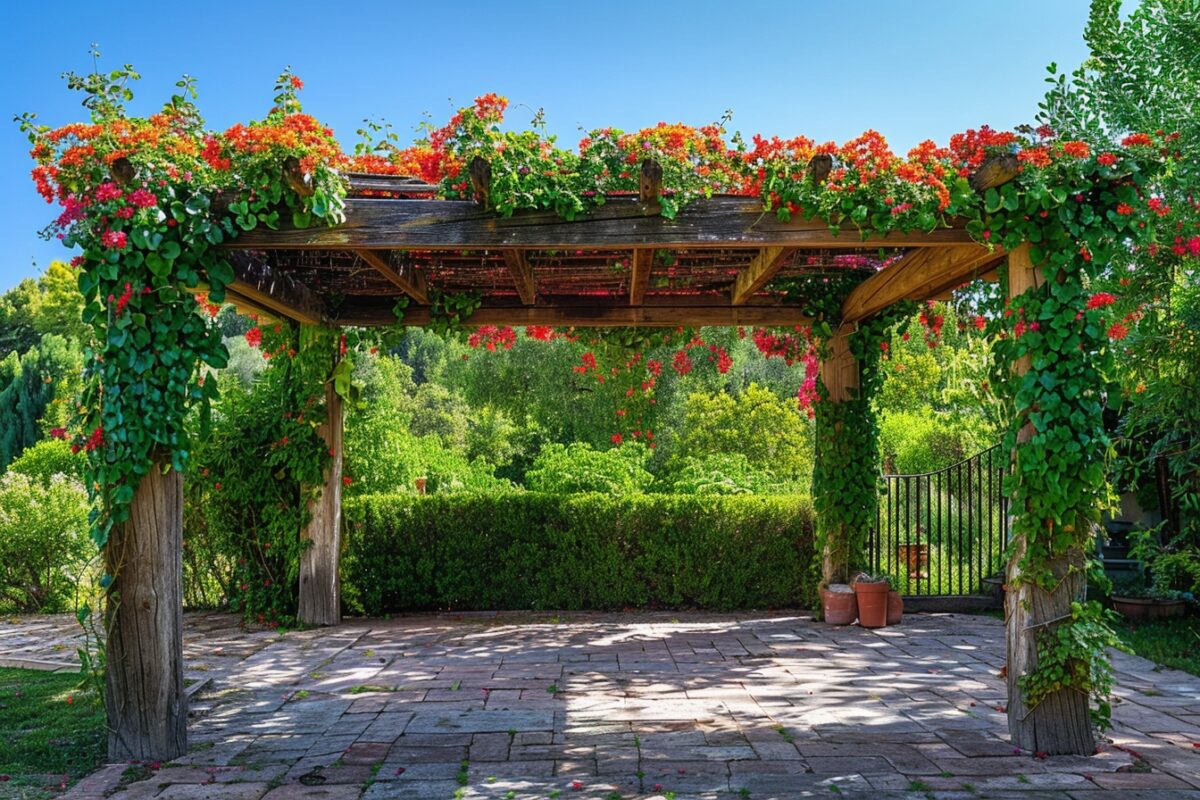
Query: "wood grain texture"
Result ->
[[228, 197, 975, 251], [818, 329, 860, 587], [353, 249, 430, 305], [227, 254, 328, 325], [1003, 243, 1094, 755], [970, 154, 1020, 193], [502, 250, 537, 305], [104, 465, 187, 761], [841, 244, 1005, 324], [336, 301, 811, 329], [298, 366, 344, 627], [732, 247, 792, 305], [639, 159, 662, 214], [629, 249, 653, 305]]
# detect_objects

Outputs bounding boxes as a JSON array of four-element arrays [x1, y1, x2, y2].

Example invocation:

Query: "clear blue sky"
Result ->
[[0, 0, 1095, 292]]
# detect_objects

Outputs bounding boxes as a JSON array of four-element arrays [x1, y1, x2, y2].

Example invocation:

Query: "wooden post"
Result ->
[[104, 464, 187, 761], [297, 329, 344, 626], [817, 329, 859, 587], [1003, 243, 1095, 754]]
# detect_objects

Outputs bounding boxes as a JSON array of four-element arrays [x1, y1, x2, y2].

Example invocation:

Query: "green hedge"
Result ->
[[342, 493, 817, 614]]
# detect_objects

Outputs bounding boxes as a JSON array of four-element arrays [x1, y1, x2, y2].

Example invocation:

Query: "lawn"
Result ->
[[1116, 615, 1200, 677], [0, 668, 105, 799]]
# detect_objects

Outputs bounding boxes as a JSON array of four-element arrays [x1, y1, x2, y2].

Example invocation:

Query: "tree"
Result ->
[[668, 383, 813, 486]]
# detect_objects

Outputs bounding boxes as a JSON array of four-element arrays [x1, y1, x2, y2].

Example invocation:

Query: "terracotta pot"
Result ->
[[853, 580, 890, 628], [821, 584, 858, 625], [1112, 596, 1186, 620], [887, 590, 903, 626], [897, 543, 929, 578]]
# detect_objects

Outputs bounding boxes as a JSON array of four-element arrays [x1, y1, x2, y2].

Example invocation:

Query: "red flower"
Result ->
[[94, 182, 123, 202], [974, 315, 987, 331], [1121, 132, 1153, 147], [671, 350, 693, 375], [1107, 322, 1129, 340], [1097, 152, 1118, 167], [113, 282, 133, 316], [289, 75, 304, 90], [49, 427, 68, 440], [83, 426, 104, 452], [342, 476, 353, 487], [1086, 292, 1117, 310], [1148, 197, 1170, 217], [1115, 203, 1133, 215], [610, 433, 622, 446], [127, 188, 158, 208], [100, 229, 127, 250], [245, 327, 263, 348], [1061, 140, 1090, 159]]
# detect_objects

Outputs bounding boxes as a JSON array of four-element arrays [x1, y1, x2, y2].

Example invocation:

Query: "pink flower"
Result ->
[[100, 229, 127, 250], [127, 188, 158, 208], [94, 182, 123, 202]]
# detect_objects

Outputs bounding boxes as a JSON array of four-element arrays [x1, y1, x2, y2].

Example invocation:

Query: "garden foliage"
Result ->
[[343, 493, 817, 614]]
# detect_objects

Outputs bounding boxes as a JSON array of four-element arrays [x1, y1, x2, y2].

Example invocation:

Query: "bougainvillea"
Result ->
[[19, 62, 345, 548]]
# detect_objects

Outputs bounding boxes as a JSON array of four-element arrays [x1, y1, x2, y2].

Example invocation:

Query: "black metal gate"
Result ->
[[869, 444, 1010, 597]]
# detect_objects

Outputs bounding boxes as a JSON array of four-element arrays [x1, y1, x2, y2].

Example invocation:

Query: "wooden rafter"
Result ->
[[841, 244, 1005, 324], [227, 254, 328, 326], [336, 301, 810, 329], [352, 249, 429, 305], [731, 247, 793, 305], [229, 197, 975, 251], [502, 250, 537, 305], [629, 249, 653, 305]]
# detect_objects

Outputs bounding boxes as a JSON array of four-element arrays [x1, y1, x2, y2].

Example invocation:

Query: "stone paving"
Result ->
[[3, 610, 1200, 799]]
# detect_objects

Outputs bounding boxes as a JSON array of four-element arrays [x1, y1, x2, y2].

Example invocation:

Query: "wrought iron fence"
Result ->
[[869, 444, 1010, 597]]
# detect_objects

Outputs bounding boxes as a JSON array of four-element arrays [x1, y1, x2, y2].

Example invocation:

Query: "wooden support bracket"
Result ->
[[353, 249, 429, 305], [503, 250, 537, 305]]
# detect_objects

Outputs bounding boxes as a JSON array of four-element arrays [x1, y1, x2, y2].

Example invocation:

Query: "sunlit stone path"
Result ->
[[5, 610, 1200, 799]]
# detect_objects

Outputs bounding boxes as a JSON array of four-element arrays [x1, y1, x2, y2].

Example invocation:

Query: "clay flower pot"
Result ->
[[1112, 596, 1186, 620], [821, 584, 858, 625], [853, 579, 890, 628], [887, 590, 903, 626]]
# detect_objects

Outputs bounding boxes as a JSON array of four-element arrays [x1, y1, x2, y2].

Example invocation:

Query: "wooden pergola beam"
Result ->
[[228, 197, 975, 251], [227, 254, 328, 326], [502, 250, 536, 305], [731, 247, 793, 305], [353, 249, 429, 305], [629, 249, 653, 305], [336, 302, 811, 329], [841, 244, 1004, 324]]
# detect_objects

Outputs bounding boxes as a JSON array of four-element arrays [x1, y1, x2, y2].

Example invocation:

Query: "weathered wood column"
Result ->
[[816, 329, 860, 587], [104, 464, 187, 761], [1003, 243, 1094, 754], [297, 328, 344, 626]]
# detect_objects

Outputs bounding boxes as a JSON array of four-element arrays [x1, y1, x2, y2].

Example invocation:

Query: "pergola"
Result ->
[[113, 162, 1065, 761]]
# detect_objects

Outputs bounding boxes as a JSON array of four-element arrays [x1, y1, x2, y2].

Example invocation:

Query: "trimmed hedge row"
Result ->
[[342, 493, 817, 614]]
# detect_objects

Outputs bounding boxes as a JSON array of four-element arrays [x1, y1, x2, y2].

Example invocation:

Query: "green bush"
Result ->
[[0, 471, 91, 612], [342, 493, 817, 614], [525, 442, 654, 494], [7, 439, 85, 485]]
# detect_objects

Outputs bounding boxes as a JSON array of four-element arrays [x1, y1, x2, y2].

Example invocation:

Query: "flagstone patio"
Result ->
[[4, 610, 1199, 799]]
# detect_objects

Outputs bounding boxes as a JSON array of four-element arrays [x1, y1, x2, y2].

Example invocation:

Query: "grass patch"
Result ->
[[1116, 615, 1200, 676], [0, 668, 105, 796], [347, 684, 396, 694]]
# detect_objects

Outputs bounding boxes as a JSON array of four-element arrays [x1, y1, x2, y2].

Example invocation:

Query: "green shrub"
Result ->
[[525, 442, 654, 494], [7, 439, 85, 485], [662, 452, 805, 495], [0, 471, 91, 612], [342, 493, 817, 614]]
